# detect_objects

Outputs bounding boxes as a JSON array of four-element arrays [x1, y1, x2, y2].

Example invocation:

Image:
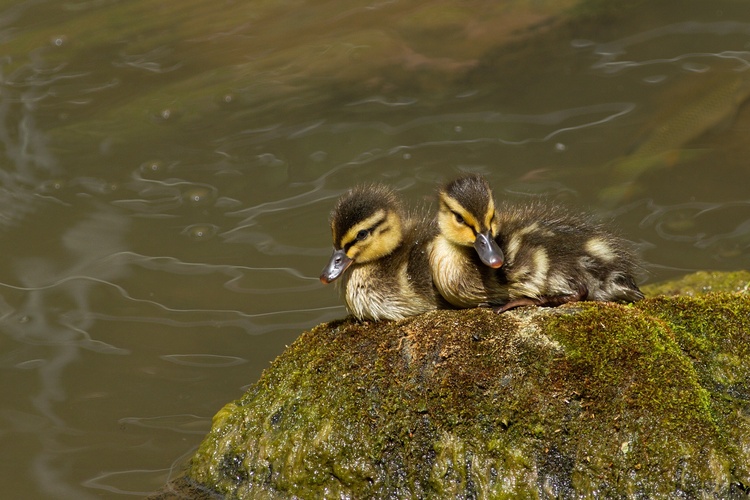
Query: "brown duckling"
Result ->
[[320, 184, 447, 321], [430, 174, 644, 312]]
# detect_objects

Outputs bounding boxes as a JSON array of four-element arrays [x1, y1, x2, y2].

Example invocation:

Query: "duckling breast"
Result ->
[[342, 262, 439, 321], [343, 267, 394, 320], [429, 236, 498, 308]]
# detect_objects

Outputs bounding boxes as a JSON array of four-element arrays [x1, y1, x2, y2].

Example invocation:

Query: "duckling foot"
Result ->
[[494, 285, 588, 314]]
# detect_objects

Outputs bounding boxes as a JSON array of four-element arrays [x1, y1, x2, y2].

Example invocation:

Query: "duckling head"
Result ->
[[438, 174, 504, 268], [320, 184, 404, 284]]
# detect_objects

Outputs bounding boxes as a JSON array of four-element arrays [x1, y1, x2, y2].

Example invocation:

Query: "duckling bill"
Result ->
[[436, 175, 505, 269], [431, 174, 644, 312], [320, 184, 446, 321]]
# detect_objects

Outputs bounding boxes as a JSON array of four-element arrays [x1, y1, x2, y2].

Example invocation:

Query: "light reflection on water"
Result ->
[[1, 0, 750, 497]]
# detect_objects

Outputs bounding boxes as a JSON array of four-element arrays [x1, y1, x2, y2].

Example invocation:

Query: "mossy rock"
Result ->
[[153, 271, 750, 498], [641, 270, 750, 297]]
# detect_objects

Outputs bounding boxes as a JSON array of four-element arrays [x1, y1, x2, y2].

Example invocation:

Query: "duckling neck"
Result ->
[[429, 235, 499, 308]]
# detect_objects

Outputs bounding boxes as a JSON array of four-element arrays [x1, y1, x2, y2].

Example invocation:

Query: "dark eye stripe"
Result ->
[[343, 217, 386, 251], [452, 210, 477, 236]]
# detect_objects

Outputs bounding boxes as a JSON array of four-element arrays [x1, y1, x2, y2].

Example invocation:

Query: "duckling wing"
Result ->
[[496, 201, 644, 305]]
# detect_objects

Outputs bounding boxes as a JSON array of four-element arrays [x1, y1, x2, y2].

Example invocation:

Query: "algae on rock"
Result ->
[[152, 271, 750, 499], [641, 269, 750, 297]]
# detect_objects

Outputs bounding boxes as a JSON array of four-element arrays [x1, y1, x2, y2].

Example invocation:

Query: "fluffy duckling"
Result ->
[[320, 184, 447, 321], [430, 174, 644, 312]]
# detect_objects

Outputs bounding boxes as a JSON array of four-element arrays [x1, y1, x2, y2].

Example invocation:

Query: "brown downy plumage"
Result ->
[[320, 184, 449, 321], [430, 174, 644, 312]]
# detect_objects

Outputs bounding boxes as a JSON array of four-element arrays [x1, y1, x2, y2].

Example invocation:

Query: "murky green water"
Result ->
[[1, 0, 749, 497]]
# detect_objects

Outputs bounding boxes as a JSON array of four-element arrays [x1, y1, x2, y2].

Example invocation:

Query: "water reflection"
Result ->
[[0, 206, 131, 499], [1, 0, 750, 497], [591, 21, 750, 73], [642, 200, 750, 253]]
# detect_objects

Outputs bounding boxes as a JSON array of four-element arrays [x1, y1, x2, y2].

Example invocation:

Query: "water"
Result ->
[[1, 0, 749, 497]]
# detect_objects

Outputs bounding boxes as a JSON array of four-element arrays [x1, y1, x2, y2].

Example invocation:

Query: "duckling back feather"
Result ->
[[431, 174, 644, 311], [496, 200, 644, 305]]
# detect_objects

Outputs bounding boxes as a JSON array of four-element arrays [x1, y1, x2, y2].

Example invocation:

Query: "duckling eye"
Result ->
[[454, 212, 465, 225], [356, 229, 369, 241]]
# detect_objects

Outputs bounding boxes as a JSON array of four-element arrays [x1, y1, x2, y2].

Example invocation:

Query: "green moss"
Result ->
[[635, 292, 750, 487], [163, 273, 750, 498], [641, 270, 750, 297], [543, 302, 724, 495], [169, 294, 750, 498]]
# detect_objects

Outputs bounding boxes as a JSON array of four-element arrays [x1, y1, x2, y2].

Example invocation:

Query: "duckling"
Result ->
[[430, 174, 644, 312], [320, 184, 448, 321]]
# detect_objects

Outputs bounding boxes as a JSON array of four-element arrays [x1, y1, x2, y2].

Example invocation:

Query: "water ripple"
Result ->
[[160, 354, 247, 368], [83, 468, 171, 496], [589, 21, 750, 72], [118, 414, 212, 433]]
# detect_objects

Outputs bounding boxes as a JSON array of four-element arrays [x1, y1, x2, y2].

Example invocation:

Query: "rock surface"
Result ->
[[151, 271, 750, 499]]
